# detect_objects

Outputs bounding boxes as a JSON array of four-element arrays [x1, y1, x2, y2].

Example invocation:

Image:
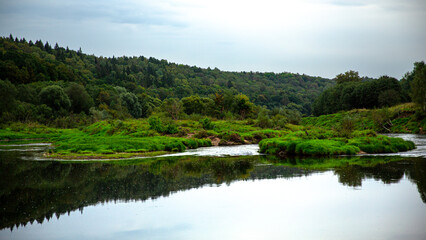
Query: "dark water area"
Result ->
[[0, 135, 425, 240]]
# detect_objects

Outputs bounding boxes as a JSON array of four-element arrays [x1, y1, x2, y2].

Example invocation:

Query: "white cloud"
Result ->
[[0, 0, 424, 78]]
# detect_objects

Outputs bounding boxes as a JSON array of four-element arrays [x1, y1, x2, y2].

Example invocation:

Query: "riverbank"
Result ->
[[0, 116, 419, 160], [0, 120, 285, 159], [303, 103, 426, 134], [259, 133, 415, 157]]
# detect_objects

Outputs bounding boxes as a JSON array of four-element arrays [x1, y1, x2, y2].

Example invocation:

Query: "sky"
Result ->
[[0, 0, 425, 79]]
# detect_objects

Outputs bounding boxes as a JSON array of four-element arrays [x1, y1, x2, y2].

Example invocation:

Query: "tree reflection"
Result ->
[[0, 154, 425, 231]]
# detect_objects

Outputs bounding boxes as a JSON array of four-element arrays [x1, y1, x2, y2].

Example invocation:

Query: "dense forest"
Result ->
[[0, 35, 333, 125], [1, 35, 425, 127], [312, 65, 426, 116]]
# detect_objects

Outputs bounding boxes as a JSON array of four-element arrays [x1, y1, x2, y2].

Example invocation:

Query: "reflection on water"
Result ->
[[0, 136, 425, 239]]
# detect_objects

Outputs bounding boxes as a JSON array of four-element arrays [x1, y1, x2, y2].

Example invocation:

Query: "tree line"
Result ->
[[312, 64, 426, 116], [1, 35, 424, 126], [0, 35, 333, 122]]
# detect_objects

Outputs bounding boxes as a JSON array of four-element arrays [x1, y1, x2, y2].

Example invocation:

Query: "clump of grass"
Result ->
[[259, 133, 415, 156], [199, 117, 215, 130], [183, 138, 212, 149], [348, 135, 415, 153], [259, 138, 360, 156], [303, 103, 424, 134], [218, 132, 244, 145]]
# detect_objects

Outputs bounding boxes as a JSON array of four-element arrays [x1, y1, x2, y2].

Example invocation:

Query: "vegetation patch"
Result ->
[[348, 136, 415, 153], [259, 138, 360, 156], [303, 103, 425, 134], [259, 130, 415, 157]]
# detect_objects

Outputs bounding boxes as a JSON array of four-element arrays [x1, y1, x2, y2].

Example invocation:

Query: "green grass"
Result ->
[[259, 129, 415, 156], [348, 135, 415, 153], [302, 103, 425, 134], [259, 138, 360, 156], [1, 110, 419, 160], [52, 133, 211, 154]]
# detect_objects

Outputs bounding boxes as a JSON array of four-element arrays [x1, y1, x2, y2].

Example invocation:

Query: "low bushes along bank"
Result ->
[[259, 135, 415, 156]]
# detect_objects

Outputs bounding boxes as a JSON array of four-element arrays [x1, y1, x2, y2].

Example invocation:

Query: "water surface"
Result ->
[[0, 135, 425, 240]]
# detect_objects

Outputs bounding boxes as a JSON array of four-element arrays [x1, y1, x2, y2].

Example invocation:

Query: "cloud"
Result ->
[[0, 0, 424, 78], [0, 0, 187, 27]]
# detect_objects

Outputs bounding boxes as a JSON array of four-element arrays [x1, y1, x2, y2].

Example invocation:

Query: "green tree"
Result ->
[[39, 85, 71, 113], [335, 70, 361, 84], [162, 98, 183, 120], [233, 94, 254, 119], [0, 79, 17, 117], [411, 61, 426, 112], [66, 83, 94, 114], [181, 95, 204, 115], [378, 89, 400, 107], [120, 92, 142, 118]]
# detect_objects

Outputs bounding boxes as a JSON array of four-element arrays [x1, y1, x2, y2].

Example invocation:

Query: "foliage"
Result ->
[[66, 82, 94, 114], [0, 36, 334, 124], [347, 135, 415, 153], [120, 91, 142, 118], [161, 98, 183, 120], [148, 116, 165, 133], [313, 76, 402, 116], [259, 130, 414, 156], [39, 85, 71, 114], [338, 115, 356, 137], [233, 94, 254, 119], [335, 70, 361, 84], [259, 138, 360, 156], [148, 116, 179, 134], [304, 103, 425, 134], [0, 79, 17, 116], [410, 61, 426, 112], [199, 117, 215, 130]]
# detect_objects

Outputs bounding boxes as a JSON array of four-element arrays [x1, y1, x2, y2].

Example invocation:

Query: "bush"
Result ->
[[148, 116, 164, 133], [39, 85, 71, 113], [256, 114, 273, 129], [165, 123, 178, 134], [338, 116, 355, 137], [348, 136, 415, 153], [199, 117, 215, 130], [165, 142, 186, 152], [259, 138, 360, 156]]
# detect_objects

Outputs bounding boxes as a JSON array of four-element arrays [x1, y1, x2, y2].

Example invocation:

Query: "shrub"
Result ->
[[165, 142, 186, 152], [148, 116, 164, 133], [199, 117, 215, 130], [165, 123, 178, 134], [259, 138, 360, 156]]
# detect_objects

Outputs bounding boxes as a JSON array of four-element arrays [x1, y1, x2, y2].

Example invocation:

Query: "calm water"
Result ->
[[0, 134, 425, 240]]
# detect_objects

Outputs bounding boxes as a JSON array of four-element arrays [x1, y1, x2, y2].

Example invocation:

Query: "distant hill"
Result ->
[[0, 35, 333, 115]]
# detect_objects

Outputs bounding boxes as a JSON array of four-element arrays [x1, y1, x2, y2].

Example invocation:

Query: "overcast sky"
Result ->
[[0, 0, 425, 78]]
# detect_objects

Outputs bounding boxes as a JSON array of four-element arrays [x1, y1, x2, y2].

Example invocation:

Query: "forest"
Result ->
[[312, 67, 426, 116], [0, 35, 334, 126], [1, 35, 425, 128]]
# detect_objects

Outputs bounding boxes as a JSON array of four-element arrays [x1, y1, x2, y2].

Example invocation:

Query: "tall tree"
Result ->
[[39, 85, 71, 113], [66, 83, 94, 114], [0, 79, 17, 116], [335, 70, 361, 84], [411, 61, 426, 112]]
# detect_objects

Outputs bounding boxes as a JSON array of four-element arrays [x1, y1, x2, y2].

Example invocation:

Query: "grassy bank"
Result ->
[[1, 106, 420, 160], [303, 103, 426, 134], [0, 119, 289, 159], [259, 129, 415, 156]]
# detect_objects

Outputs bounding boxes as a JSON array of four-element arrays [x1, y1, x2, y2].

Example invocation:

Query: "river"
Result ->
[[0, 134, 425, 240]]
